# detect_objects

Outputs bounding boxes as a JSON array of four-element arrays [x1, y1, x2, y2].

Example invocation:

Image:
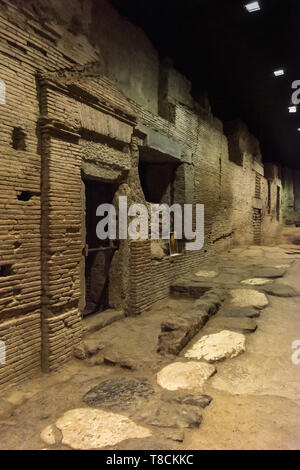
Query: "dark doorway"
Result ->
[[138, 160, 177, 204], [84, 179, 117, 316], [276, 186, 281, 221]]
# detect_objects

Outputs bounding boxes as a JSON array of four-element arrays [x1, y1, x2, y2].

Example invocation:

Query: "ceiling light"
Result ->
[[274, 69, 285, 77], [289, 106, 297, 113], [245, 2, 261, 12]]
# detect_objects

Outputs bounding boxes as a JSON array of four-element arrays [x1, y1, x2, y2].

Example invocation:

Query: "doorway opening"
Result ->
[[83, 178, 117, 316], [276, 186, 281, 221]]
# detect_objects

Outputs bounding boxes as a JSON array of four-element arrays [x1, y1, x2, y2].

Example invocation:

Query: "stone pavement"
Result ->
[[1, 232, 300, 449]]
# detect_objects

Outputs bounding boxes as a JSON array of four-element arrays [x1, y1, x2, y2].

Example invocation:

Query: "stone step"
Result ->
[[83, 308, 124, 336]]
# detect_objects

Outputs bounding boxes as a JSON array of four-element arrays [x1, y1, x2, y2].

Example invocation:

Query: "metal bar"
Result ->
[[87, 247, 117, 253]]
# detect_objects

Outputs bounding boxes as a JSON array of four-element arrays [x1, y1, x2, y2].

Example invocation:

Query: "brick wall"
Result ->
[[0, 0, 295, 389]]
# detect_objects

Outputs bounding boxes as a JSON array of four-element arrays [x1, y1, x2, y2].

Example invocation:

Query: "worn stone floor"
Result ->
[[1, 228, 300, 450]]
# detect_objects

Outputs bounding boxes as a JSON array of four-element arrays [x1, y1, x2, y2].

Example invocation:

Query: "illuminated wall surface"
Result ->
[[0, 0, 298, 390]]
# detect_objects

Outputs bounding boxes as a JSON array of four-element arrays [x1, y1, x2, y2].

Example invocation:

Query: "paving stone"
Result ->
[[137, 401, 202, 429], [184, 330, 246, 362], [40, 424, 62, 446], [103, 351, 139, 370], [206, 316, 257, 333], [262, 283, 299, 297], [83, 377, 154, 408], [53, 408, 152, 450], [230, 289, 269, 309], [251, 266, 286, 278], [221, 307, 260, 318], [157, 361, 216, 391], [160, 390, 212, 408], [115, 438, 176, 450], [240, 278, 272, 286]]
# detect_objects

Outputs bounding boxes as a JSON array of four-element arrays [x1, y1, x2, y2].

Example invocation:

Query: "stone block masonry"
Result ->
[[0, 0, 297, 390]]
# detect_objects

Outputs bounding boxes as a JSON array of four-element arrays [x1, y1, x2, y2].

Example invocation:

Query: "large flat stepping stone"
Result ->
[[41, 408, 151, 449], [184, 330, 246, 362], [262, 283, 299, 297], [251, 266, 286, 278], [230, 289, 269, 309], [205, 316, 257, 333], [241, 278, 272, 286], [221, 307, 260, 318], [83, 377, 154, 408], [157, 361, 216, 391]]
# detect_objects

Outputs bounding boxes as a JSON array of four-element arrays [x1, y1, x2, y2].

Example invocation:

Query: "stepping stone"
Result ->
[[262, 283, 299, 297], [83, 377, 154, 408], [137, 401, 202, 429], [230, 289, 269, 309], [161, 390, 212, 408], [43, 408, 152, 449], [251, 266, 286, 278], [240, 278, 272, 286], [40, 425, 62, 446], [221, 307, 260, 318], [157, 361, 216, 391], [206, 316, 257, 333], [184, 330, 246, 362]]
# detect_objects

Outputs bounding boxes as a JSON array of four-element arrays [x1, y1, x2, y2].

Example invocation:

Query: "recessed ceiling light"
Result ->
[[245, 2, 261, 12], [274, 69, 285, 77], [289, 106, 297, 113]]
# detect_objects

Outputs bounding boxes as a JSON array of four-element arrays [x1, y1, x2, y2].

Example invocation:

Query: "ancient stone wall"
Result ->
[[294, 171, 300, 224], [0, 0, 295, 389]]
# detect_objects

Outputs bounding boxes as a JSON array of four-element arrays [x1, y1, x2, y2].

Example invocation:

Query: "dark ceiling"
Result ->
[[109, 0, 300, 169]]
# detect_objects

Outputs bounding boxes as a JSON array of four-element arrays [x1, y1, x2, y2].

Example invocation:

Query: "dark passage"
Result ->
[[84, 179, 116, 316]]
